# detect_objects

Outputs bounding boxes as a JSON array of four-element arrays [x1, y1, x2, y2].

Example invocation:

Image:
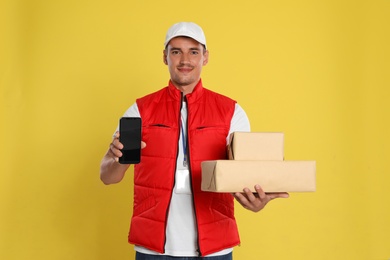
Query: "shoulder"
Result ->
[[203, 87, 236, 104], [136, 87, 168, 106]]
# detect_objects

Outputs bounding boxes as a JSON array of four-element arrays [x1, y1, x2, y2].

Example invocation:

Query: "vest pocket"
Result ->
[[141, 124, 177, 158], [148, 124, 170, 128], [191, 126, 229, 160], [194, 126, 229, 142], [195, 125, 227, 131]]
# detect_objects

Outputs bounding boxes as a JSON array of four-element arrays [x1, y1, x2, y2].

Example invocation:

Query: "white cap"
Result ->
[[164, 22, 207, 49]]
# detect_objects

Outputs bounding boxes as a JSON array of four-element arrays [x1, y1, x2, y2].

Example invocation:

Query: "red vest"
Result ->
[[128, 80, 240, 256]]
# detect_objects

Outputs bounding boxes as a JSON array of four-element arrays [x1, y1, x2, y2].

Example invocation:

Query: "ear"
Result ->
[[163, 50, 168, 65], [202, 50, 209, 66]]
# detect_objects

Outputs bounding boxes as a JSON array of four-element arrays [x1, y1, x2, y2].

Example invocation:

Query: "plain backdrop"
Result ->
[[1, 0, 389, 259]]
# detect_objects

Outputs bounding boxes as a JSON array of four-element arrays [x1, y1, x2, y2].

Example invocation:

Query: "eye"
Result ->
[[191, 50, 199, 55], [171, 50, 181, 55]]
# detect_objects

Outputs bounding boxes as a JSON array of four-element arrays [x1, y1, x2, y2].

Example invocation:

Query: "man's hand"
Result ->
[[233, 185, 289, 212], [100, 132, 146, 185], [110, 131, 146, 162]]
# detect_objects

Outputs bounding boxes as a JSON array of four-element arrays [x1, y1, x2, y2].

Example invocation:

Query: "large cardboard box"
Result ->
[[228, 132, 284, 161], [201, 160, 316, 192]]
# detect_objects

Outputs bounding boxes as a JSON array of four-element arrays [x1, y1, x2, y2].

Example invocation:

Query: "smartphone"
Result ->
[[119, 117, 142, 164]]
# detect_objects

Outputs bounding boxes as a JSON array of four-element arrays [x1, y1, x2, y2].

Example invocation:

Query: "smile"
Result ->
[[178, 67, 193, 73]]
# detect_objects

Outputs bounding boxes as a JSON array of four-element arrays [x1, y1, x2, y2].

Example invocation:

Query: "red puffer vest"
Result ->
[[128, 79, 240, 256]]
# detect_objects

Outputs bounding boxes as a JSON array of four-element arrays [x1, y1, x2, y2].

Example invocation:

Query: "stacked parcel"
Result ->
[[201, 132, 316, 193]]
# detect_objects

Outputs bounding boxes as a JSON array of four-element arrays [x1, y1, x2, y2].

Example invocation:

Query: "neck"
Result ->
[[171, 80, 201, 95], [176, 85, 195, 95]]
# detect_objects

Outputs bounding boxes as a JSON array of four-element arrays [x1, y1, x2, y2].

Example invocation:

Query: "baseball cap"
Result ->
[[164, 22, 207, 49]]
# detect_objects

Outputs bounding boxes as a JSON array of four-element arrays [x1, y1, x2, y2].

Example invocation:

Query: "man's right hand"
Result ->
[[100, 131, 146, 185], [110, 131, 146, 162]]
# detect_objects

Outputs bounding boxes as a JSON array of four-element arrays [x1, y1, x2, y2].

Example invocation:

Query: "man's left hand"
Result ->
[[233, 185, 289, 212]]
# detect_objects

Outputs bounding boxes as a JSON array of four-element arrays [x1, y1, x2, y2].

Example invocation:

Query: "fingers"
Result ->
[[234, 187, 265, 212], [110, 132, 147, 162], [243, 187, 259, 203], [254, 184, 289, 199], [113, 132, 146, 149], [233, 192, 251, 210], [234, 185, 289, 212], [254, 184, 267, 200], [110, 131, 123, 161], [111, 131, 123, 149], [268, 192, 290, 199]]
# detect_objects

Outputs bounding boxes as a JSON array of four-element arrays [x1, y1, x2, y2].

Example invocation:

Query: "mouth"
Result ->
[[178, 67, 193, 73]]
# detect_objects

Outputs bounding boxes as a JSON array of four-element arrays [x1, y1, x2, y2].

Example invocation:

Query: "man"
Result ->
[[100, 22, 289, 260]]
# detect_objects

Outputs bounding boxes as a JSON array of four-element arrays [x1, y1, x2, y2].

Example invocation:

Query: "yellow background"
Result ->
[[1, 0, 389, 259]]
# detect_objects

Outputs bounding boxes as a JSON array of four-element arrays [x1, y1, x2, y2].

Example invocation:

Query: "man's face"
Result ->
[[163, 36, 209, 90]]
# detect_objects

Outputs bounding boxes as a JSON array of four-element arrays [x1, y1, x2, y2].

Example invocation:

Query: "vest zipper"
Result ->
[[185, 95, 202, 257], [162, 92, 184, 254]]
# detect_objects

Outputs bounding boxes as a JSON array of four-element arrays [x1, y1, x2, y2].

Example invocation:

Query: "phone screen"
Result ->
[[119, 117, 142, 164]]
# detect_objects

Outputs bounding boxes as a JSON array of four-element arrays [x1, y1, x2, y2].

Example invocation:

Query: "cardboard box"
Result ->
[[201, 160, 316, 192], [228, 132, 284, 161]]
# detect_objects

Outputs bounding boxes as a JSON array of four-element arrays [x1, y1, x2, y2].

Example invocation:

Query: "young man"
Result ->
[[100, 22, 288, 260]]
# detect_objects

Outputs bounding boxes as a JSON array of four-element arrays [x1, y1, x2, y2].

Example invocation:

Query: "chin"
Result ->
[[174, 78, 195, 87]]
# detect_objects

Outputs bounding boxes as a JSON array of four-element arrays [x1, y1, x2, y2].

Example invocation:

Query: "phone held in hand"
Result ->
[[119, 117, 142, 164]]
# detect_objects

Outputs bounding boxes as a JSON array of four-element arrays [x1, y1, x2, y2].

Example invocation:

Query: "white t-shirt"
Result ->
[[120, 102, 250, 257]]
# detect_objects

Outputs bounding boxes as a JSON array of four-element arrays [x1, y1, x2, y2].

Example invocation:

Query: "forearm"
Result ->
[[100, 150, 130, 185]]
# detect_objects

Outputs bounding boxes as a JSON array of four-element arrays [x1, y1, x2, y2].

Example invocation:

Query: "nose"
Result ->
[[180, 53, 191, 65]]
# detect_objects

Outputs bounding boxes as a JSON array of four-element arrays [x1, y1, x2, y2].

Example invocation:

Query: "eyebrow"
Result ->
[[169, 47, 202, 51]]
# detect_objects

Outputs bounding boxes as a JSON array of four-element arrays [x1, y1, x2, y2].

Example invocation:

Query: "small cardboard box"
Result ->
[[201, 160, 316, 192], [228, 132, 284, 161]]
